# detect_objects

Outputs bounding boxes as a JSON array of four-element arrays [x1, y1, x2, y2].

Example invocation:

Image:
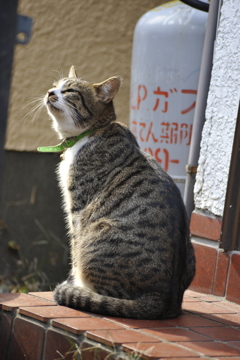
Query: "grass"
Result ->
[[0, 219, 69, 294]]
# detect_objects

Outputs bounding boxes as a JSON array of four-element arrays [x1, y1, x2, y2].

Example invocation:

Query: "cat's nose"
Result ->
[[48, 90, 55, 97]]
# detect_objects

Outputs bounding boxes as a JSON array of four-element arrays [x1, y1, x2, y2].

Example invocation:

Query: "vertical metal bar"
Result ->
[[0, 0, 19, 194], [183, 0, 220, 220], [220, 102, 240, 251]]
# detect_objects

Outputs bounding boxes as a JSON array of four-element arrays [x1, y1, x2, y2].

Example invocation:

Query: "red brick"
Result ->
[[183, 297, 204, 302], [122, 342, 198, 360], [184, 289, 205, 297], [184, 290, 221, 301], [164, 313, 224, 327], [217, 357, 240, 360], [188, 295, 221, 302], [103, 316, 174, 329], [201, 312, 240, 327], [227, 341, 240, 350], [178, 341, 240, 357], [193, 326, 240, 341], [52, 317, 125, 335], [86, 329, 159, 347], [0, 293, 55, 311], [0, 311, 13, 359], [28, 291, 54, 301], [216, 300, 240, 313], [213, 251, 229, 297], [182, 301, 236, 314], [43, 329, 78, 360], [0, 293, 29, 307], [190, 212, 222, 241], [189, 243, 217, 294], [140, 328, 211, 342], [9, 317, 45, 360], [19, 305, 90, 322], [182, 300, 202, 312], [226, 253, 240, 305]]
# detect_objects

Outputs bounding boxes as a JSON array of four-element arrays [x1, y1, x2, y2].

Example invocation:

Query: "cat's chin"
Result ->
[[47, 111, 79, 139], [48, 103, 63, 112], [53, 125, 85, 140]]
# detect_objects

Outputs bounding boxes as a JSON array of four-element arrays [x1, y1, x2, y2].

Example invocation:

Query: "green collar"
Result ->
[[37, 128, 97, 153]]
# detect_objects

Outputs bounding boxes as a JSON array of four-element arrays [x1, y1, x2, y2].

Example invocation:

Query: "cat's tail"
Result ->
[[54, 282, 180, 320]]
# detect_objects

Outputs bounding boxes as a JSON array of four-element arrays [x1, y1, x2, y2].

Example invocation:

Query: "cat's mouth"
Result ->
[[47, 101, 63, 112]]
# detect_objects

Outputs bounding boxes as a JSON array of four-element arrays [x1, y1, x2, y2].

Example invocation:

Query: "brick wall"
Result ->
[[189, 211, 240, 304], [2, 291, 240, 359]]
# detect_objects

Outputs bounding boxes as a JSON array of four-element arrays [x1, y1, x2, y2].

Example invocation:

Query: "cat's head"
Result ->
[[44, 66, 122, 139]]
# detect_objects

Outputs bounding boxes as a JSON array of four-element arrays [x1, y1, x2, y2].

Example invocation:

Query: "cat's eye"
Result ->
[[61, 89, 78, 94]]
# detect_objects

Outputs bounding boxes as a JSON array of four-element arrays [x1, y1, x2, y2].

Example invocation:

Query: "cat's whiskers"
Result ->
[[22, 95, 46, 125], [51, 68, 64, 82], [54, 97, 74, 119], [55, 96, 79, 124], [57, 95, 86, 126], [65, 103, 83, 124]]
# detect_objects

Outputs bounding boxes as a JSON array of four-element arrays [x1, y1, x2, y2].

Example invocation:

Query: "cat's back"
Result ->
[[72, 122, 187, 243], [70, 122, 192, 306]]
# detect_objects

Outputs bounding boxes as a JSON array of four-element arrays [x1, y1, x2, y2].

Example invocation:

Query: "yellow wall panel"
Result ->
[[5, 0, 169, 151]]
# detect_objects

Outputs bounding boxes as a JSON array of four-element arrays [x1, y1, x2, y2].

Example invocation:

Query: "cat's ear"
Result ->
[[94, 76, 122, 103], [68, 66, 78, 78]]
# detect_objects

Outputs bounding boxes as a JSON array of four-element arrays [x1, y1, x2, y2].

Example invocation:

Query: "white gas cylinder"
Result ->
[[130, 0, 208, 196]]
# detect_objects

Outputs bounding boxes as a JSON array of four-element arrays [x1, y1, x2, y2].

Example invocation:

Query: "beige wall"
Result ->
[[5, 0, 169, 151]]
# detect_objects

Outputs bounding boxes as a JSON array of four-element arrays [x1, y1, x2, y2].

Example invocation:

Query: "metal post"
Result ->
[[183, 0, 220, 220]]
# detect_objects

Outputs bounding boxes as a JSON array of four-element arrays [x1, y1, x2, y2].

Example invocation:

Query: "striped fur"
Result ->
[[45, 66, 195, 319]]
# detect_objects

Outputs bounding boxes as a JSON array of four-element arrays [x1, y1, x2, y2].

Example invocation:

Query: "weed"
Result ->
[[0, 219, 69, 294]]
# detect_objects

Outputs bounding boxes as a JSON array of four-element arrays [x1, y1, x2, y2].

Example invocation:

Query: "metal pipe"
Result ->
[[180, 0, 209, 12], [184, 0, 220, 221]]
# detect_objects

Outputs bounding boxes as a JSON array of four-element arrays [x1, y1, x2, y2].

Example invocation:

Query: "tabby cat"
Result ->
[[41, 66, 195, 319]]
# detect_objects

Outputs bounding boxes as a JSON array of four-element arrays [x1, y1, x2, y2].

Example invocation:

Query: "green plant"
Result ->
[[0, 219, 69, 294], [53, 336, 146, 360]]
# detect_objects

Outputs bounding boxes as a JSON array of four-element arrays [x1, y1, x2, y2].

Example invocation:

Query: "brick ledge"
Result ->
[[2, 291, 240, 359], [190, 211, 222, 241]]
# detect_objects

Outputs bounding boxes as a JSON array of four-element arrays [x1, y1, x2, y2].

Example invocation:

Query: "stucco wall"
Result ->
[[194, 0, 240, 216], [5, 0, 168, 151]]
